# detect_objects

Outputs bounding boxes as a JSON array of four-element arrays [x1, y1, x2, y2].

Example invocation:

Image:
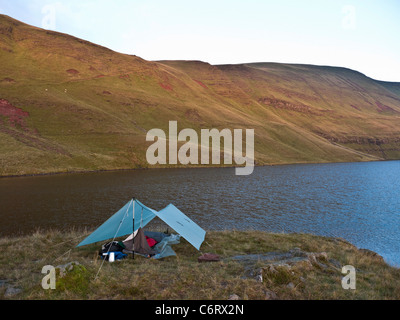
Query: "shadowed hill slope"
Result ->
[[0, 14, 399, 176]]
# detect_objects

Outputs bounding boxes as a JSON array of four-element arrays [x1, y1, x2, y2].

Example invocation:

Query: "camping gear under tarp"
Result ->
[[123, 228, 156, 256], [76, 199, 206, 258], [123, 229, 183, 259]]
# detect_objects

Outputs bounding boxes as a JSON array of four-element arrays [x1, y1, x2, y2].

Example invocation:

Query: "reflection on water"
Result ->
[[0, 161, 399, 266]]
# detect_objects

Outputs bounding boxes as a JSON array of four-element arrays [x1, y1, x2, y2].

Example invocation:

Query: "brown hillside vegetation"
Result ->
[[1, 14, 400, 176]]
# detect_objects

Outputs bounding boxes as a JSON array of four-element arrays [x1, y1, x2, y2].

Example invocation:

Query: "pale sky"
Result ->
[[1, 0, 399, 82]]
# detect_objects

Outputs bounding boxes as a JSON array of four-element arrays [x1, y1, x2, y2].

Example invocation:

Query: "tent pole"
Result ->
[[132, 198, 135, 260]]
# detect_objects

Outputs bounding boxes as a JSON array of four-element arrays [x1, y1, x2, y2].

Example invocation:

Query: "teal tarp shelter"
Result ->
[[77, 199, 206, 252]]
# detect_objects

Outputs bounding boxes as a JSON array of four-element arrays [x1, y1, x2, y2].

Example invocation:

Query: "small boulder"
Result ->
[[4, 286, 22, 297], [264, 290, 278, 300], [198, 253, 220, 263], [254, 268, 264, 282], [56, 261, 81, 278], [286, 282, 295, 289], [0, 279, 9, 287], [228, 294, 240, 300]]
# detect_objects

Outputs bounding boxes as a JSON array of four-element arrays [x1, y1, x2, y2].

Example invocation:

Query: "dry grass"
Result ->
[[0, 229, 399, 300]]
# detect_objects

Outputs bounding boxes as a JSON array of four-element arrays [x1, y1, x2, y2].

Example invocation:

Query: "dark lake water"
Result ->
[[0, 161, 399, 266]]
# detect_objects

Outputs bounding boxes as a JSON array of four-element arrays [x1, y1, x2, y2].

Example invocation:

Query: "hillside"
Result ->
[[1, 14, 400, 176]]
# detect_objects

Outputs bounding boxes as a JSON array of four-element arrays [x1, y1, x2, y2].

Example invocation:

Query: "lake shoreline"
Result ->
[[1, 160, 399, 267], [0, 158, 391, 179]]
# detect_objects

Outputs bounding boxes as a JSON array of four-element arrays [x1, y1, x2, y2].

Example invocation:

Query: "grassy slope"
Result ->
[[1, 15, 400, 176], [1, 229, 399, 300]]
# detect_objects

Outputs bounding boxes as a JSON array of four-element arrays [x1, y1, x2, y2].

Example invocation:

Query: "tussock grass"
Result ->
[[0, 229, 399, 300]]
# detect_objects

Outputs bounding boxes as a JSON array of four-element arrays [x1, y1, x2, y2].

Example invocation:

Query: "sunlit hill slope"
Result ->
[[1, 15, 400, 176]]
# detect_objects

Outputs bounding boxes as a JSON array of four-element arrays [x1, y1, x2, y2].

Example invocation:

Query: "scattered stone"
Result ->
[[307, 252, 329, 269], [4, 286, 22, 297], [264, 264, 278, 274], [56, 261, 81, 278], [264, 289, 278, 300], [328, 258, 342, 269], [198, 253, 220, 263], [255, 274, 263, 282], [228, 250, 313, 271], [0, 279, 9, 287], [1, 280, 23, 298], [227, 248, 342, 281], [286, 282, 295, 289], [254, 268, 263, 282], [228, 294, 240, 300]]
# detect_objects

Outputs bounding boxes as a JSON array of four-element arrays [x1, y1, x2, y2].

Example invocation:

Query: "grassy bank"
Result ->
[[0, 229, 399, 300]]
